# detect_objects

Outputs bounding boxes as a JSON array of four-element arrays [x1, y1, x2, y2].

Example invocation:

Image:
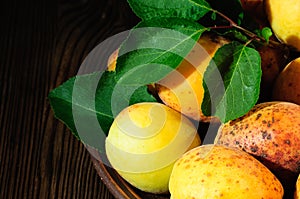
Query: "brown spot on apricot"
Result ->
[[284, 139, 291, 145], [250, 145, 259, 153], [273, 142, 279, 147], [256, 113, 262, 120], [262, 131, 268, 139], [245, 123, 249, 129], [226, 163, 233, 167]]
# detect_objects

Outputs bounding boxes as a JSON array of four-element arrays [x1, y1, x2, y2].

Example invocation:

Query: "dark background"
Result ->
[[0, 0, 139, 198]]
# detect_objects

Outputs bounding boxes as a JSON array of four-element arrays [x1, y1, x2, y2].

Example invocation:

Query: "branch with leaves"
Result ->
[[48, 0, 281, 151]]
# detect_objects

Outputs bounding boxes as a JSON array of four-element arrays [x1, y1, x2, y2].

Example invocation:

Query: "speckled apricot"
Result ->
[[215, 101, 300, 197], [169, 144, 283, 199]]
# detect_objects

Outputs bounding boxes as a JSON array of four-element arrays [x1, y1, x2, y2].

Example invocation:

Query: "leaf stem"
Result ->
[[212, 9, 237, 27], [211, 9, 281, 47], [245, 38, 255, 46]]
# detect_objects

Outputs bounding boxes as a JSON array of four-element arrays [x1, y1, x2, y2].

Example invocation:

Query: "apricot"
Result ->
[[156, 32, 230, 121], [257, 44, 289, 102], [169, 145, 283, 199], [107, 48, 119, 71], [265, 0, 300, 51], [215, 101, 300, 197], [272, 57, 300, 105], [295, 174, 300, 199], [105, 102, 201, 193]]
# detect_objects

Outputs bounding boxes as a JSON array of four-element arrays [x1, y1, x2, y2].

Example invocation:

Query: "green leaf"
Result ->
[[202, 42, 262, 123], [95, 71, 157, 134], [49, 17, 207, 151], [49, 75, 81, 139], [127, 0, 211, 21], [237, 12, 244, 26], [210, 11, 217, 20], [117, 18, 207, 74], [48, 71, 157, 152], [129, 86, 157, 105], [221, 29, 249, 43], [48, 72, 108, 151], [261, 27, 273, 43], [220, 29, 255, 49], [113, 18, 206, 115]]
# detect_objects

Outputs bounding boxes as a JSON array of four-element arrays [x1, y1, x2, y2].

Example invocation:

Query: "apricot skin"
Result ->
[[272, 57, 300, 105], [156, 32, 230, 122], [265, 0, 300, 51], [105, 102, 201, 194], [258, 44, 289, 102], [295, 175, 300, 199], [215, 102, 300, 197], [169, 145, 283, 199]]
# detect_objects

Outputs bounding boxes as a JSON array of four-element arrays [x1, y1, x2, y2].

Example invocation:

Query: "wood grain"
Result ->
[[0, 0, 139, 198]]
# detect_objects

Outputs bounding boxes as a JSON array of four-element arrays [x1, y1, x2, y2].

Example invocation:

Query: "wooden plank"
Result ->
[[0, 0, 139, 198]]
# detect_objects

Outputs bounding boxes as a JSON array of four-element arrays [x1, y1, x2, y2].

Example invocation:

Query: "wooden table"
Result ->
[[0, 0, 139, 198]]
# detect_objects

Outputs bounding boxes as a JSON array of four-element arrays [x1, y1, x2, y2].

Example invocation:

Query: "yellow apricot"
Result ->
[[156, 32, 230, 121], [105, 102, 201, 193], [265, 0, 300, 51]]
